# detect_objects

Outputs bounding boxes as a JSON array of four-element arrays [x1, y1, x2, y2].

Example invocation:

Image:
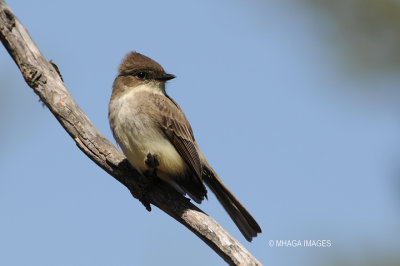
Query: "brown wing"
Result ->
[[151, 93, 206, 199]]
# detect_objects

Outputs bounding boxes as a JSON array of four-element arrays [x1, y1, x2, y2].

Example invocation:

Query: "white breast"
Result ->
[[109, 84, 187, 180]]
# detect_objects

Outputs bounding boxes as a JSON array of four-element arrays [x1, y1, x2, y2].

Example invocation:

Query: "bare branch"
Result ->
[[0, 1, 262, 265]]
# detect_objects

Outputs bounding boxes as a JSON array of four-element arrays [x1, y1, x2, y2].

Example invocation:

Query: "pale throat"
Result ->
[[128, 80, 166, 96]]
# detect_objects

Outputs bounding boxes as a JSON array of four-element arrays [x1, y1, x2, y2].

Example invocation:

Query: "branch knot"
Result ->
[[1, 8, 15, 31], [21, 63, 46, 88]]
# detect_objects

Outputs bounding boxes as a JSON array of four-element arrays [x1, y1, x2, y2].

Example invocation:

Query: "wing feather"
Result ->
[[151, 93, 206, 200]]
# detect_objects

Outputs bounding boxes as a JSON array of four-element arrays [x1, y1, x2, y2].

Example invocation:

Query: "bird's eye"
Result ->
[[136, 72, 146, 79]]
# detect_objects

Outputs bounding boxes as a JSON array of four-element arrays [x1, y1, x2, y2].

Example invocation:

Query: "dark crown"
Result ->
[[118, 52, 165, 76]]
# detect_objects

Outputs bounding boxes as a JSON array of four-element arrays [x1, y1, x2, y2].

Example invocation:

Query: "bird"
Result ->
[[108, 52, 261, 241]]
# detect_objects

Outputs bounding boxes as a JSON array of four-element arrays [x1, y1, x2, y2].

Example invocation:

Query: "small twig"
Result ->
[[0, 1, 262, 265]]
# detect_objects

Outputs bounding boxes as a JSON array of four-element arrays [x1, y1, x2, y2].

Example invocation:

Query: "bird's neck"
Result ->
[[131, 81, 166, 96]]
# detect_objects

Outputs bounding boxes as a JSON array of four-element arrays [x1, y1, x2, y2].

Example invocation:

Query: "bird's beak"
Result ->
[[156, 73, 176, 81]]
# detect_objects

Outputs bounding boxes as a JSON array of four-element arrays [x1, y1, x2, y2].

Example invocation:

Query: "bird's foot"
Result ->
[[137, 152, 160, 212], [144, 152, 159, 178]]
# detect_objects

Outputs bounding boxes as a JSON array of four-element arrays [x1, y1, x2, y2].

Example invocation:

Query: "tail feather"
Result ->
[[202, 166, 261, 242]]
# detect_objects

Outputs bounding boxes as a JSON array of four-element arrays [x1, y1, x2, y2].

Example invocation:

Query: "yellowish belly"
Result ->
[[122, 131, 188, 180]]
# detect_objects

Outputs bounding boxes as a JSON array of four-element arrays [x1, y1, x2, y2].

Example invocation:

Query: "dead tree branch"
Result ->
[[0, 1, 262, 265]]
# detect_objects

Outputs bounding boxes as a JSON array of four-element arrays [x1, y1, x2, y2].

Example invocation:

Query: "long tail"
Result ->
[[202, 166, 261, 242]]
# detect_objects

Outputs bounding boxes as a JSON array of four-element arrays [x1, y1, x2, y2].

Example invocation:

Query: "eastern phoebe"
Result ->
[[108, 52, 261, 241]]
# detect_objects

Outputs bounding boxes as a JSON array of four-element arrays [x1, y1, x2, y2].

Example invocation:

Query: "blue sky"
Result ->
[[1, 1, 400, 265]]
